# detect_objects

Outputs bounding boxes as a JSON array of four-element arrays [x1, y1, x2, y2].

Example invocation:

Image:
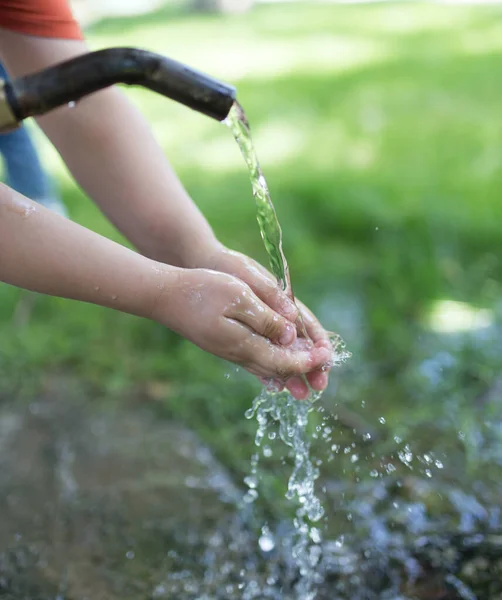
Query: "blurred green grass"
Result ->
[[2, 1, 502, 479]]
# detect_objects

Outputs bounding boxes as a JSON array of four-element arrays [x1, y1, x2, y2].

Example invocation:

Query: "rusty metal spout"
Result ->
[[0, 47, 236, 130]]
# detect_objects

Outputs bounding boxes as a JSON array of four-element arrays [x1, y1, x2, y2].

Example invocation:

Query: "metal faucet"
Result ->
[[0, 47, 236, 132]]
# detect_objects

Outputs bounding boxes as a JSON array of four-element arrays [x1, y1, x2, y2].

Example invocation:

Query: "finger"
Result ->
[[247, 335, 331, 380], [306, 370, 329, 391], [259, 377, 285, 392], [287, 337, 329, 396], [306, 338, 332, 389], [225, 289, 297, 347], [260, 370, 328, 399], [221, 318, 332, 380], [259, 375, 311, 401], [296, 300, 330, 344], [237, 262, 299, 323], [286, 376, 310, 400]]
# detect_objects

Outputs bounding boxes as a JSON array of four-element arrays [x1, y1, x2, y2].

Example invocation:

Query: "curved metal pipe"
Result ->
[[3, 47, 236, 124]]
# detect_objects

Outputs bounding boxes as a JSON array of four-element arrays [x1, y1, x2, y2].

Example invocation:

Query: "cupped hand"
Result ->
[[150, 266, 332, 383], [194, 244, 333, 399]]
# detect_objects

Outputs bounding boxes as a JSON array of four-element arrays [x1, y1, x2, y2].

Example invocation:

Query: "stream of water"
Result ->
[[225, 102, 293, 298], [225, 102, 351, 598]]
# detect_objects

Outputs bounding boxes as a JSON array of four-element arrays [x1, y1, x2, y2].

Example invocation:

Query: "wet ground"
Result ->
[[0, 385, 247, 599], [1, 369, 502, 600]]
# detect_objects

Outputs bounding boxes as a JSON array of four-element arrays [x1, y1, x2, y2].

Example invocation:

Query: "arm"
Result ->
[[0, 32, 217, 268], [0, 30, 332, 397], [0, 184, 331, 380], [0, 182, 163, 318]]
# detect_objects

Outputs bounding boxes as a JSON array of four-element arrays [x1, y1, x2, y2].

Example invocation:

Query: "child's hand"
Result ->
[[190, 244, 333, 399], [150, 267, 332, 384]]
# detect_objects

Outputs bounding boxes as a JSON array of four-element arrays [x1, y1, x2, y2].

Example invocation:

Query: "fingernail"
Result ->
[[279, 323, 296, 346]]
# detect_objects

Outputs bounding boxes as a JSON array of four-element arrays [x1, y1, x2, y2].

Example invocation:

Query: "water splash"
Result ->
[[226, 100, 351, 597], [244, 336, 350, 598]]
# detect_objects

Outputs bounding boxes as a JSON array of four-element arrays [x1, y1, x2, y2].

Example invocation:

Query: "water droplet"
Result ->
[[310, 527, 322, 544], [244, 408, 254, 419], [153, 584, 166, 597], [21, 205, 36, 219], [68, 101, 76, 108], [244, 475, 257, 489], [258, 526, 275, 552], [243, 489, 258, 504], [379, 416, 386, 424], [224, 373, 230, 379], [94, 285, 100, 291], [111, 294, 118, 301], [125, 550, 135, 560]]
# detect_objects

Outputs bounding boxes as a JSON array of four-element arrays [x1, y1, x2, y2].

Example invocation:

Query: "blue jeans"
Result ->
[[0, 62, 57, 203]]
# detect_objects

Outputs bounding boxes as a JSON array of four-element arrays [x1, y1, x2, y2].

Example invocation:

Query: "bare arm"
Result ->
[[0, 184, 332, 381], [0, 31, 217, 267], [0, 182, 162, 316]]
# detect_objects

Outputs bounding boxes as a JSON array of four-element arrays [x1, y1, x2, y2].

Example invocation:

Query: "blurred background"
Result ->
[[2, 1, 502, 597]]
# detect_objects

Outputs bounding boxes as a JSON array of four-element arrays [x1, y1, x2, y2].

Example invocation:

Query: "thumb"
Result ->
[[243, 268, 299, 323], [225, 293, 297, 346]]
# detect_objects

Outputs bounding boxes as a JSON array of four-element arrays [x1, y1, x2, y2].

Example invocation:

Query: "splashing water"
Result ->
[[244, 335, 350, 598], [226, 102, 351, 598]]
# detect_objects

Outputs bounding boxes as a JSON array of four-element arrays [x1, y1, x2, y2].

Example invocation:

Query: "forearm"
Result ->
[[0, 32, 219, 267], [40, 87, 219, 266], [0, 183, 166, 318]]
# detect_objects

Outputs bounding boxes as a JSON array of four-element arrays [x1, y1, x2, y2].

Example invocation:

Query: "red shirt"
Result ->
[[0, 0, 83, 40]]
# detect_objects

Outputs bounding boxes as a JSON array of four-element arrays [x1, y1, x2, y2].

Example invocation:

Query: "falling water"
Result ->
[[225, 102, 351, 598], [225, 102, 293, 297]]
